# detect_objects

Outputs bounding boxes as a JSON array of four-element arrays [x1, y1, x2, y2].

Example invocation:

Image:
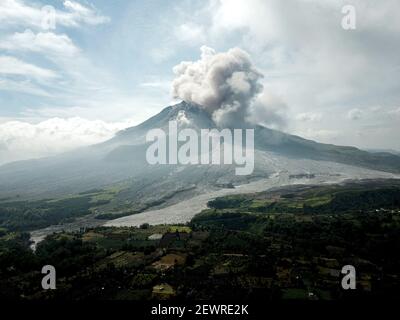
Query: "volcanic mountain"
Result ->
[[0, 101, 399, 213]]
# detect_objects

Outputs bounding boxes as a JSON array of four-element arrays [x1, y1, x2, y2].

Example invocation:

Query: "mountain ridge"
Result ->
[[0, 101, 399, 204], [109, 100, 400, 174]]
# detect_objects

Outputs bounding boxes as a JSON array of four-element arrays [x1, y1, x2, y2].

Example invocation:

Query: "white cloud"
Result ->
[[62, 0, 110, 26], [0, 15, 112, 100], [0, 55, 57, 79], [0, 0, 110, 29], [0, 117, 134, 165], [0, 29, 80, 57], [174, 23, 206, 45], [188, 0, 400, 149], [0, 1, 110, 101], [20, 93, 168, 124], [388, 107, 400, 116], [0, 0, 42, 28], [211, 0, 255, 32], [202, 1, 400, 103]]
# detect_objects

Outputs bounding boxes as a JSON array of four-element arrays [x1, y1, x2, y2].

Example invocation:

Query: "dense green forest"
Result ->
[[208, 182, 400, 214], [0, 196, 95, 231]]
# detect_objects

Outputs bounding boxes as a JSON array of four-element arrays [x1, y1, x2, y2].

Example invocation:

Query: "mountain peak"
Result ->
[[99, 100, 400, 175], [110, 101, 215, 144], [171, 100, 201, 111], [168, 101, 210, 121], [1, 100, 400, 200]]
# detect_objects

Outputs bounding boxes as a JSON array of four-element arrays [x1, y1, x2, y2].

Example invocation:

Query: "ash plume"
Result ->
[[172, 46, 264, 127]]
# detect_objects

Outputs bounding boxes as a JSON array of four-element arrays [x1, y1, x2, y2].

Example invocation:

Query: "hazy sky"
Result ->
[[0, 0, 400, 163]]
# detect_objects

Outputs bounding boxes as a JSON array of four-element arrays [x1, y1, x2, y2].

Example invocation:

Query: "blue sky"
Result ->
[[0, 0, 400, 163]]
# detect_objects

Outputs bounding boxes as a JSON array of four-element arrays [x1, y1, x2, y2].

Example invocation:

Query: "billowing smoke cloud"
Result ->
[[172, 46, 264, 127], [247, 92, 288, 129]]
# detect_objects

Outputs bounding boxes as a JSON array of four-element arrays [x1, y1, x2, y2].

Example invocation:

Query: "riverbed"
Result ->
[[30, 166, 398, 250]]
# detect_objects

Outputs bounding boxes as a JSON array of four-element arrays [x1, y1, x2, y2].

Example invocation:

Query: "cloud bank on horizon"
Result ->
[[0, 117, 134, 165]]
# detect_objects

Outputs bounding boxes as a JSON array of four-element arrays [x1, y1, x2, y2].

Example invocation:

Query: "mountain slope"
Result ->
[[254, 125, 400, 173], [0, 101, 399, 206], [104, 101, 400, 173]]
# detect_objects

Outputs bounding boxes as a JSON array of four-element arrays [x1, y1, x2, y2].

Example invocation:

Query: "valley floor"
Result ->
[[29, 166, 399, 248]]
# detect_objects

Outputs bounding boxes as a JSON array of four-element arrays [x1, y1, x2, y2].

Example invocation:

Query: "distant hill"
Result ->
[[365, 148, 400, 156]]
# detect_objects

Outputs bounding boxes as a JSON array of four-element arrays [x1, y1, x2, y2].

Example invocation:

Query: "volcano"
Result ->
[[0, 101, 399, 214]]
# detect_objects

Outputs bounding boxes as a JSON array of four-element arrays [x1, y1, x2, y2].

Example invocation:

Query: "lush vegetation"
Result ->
[[207, 181, 400, 215], [0, 187, 125, 231], [1, 180, 400, 300], [0, 196, 96, 232], [0, 185, 192, 232]]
